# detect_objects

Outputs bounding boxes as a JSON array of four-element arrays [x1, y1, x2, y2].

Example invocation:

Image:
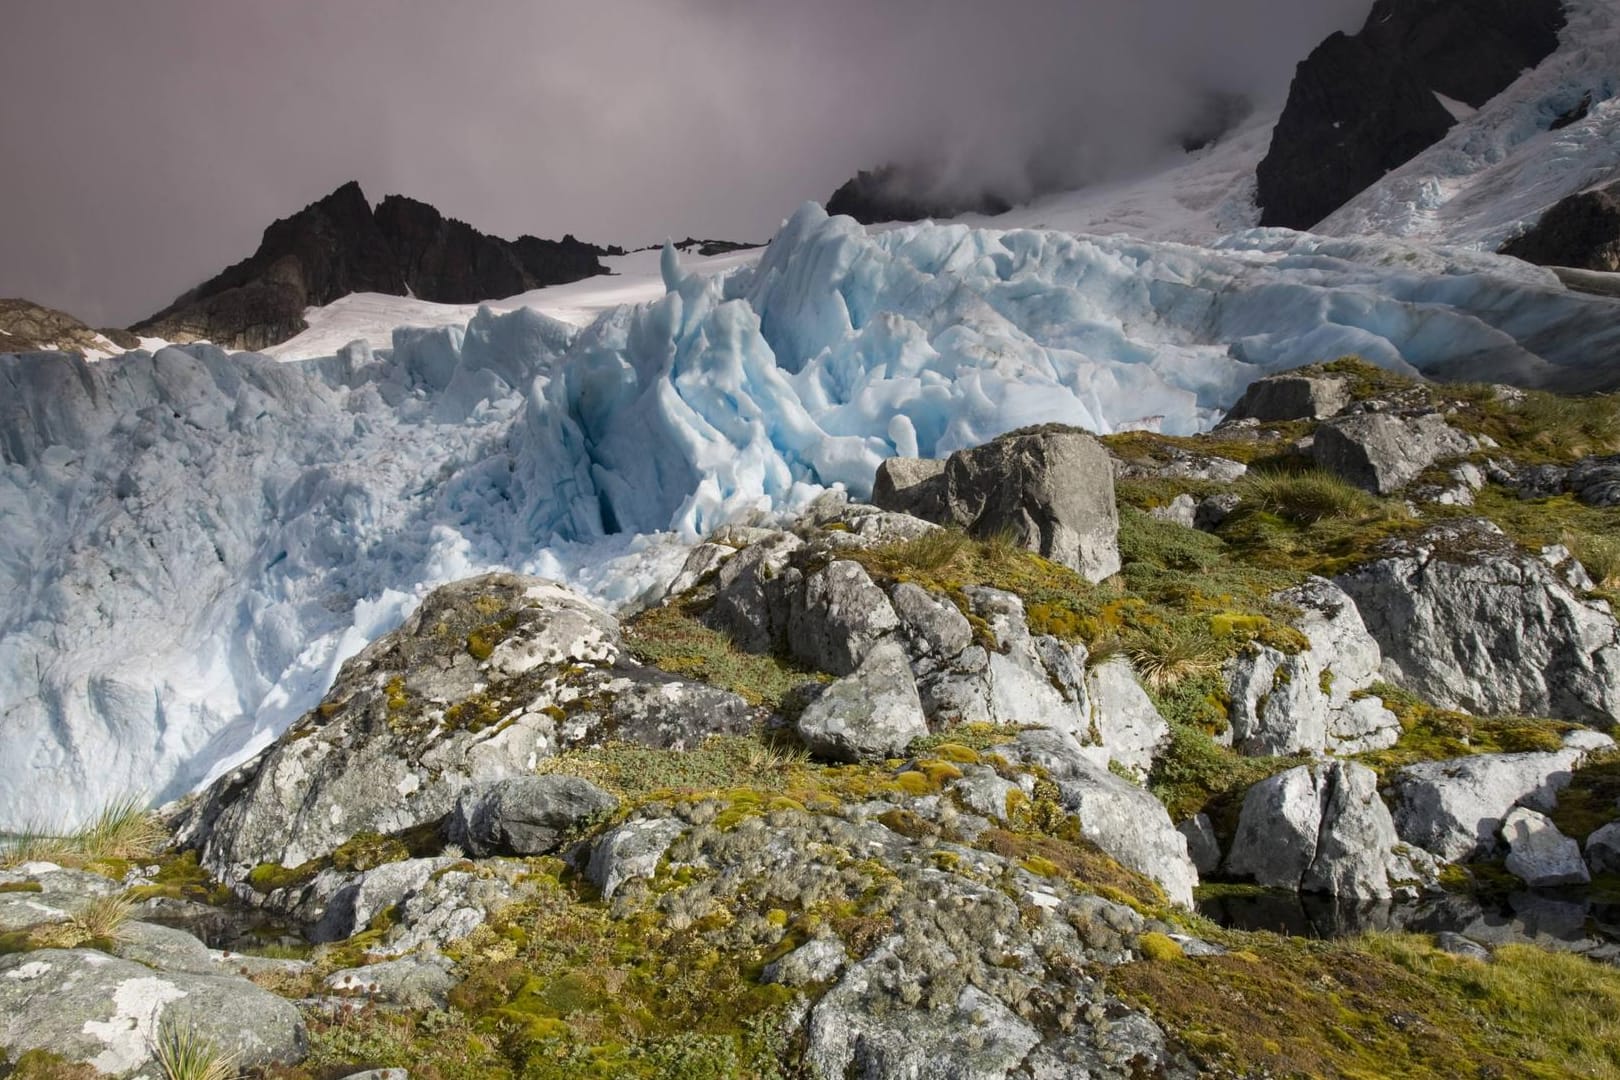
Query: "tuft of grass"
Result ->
[[79, 796, 167, 862], [28, 892, 135, 950], [153, 1015, 238, 1080], [1240, 468, 1378, 525], [1127, 627, 1224, 691], [1566, 530, 1620, 589], [0, 795, 165, 870], [886, 527, 971, 573]]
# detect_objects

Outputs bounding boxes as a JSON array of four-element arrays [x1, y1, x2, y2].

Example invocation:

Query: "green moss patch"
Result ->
[[1353, 683, 1575, 778], [1112, 930, 1620, 1079], [1550, 749, 1620, 842]]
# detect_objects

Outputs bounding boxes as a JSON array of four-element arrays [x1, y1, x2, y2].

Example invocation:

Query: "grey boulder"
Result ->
[[1390, 731, 1611, 862], [1226, 761, 1431, 898], [1313, 412, 1472, 494], [1225, 372, 1349, 422], [1502, 807, 1590, 886], [0, 948, 306, 1075], [450, 775, 618, 857], [1586, 820, 1620, 875], [796, 641, 928, 762], [586, 817, 686, 899], [1337, 520, 1620, 727], [1006, 729, 1197, 907]]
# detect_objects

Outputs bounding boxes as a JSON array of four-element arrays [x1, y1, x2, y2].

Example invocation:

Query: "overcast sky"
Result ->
[[0, 0, 1371, 327]]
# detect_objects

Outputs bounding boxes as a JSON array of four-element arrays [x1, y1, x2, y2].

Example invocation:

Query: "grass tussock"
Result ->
[[1239, 468, 1378, 524], [153, 1016, 238, 1080], [1, 795, 165, 870], [22, 892, 135, 950]]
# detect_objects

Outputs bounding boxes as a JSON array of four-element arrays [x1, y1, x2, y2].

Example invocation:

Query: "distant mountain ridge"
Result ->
[[130, 181, 621, 350]]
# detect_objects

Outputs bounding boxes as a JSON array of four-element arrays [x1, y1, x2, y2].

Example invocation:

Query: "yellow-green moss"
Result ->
[[1136, 931, 1185, 962]]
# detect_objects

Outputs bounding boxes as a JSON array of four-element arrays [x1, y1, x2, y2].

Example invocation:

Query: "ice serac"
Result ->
[[8, 203, 1620, 827]]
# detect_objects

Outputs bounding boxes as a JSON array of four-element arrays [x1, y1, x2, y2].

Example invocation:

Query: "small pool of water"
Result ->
[[134, 895, 309, 955], [1198, 888, 1620, 961]]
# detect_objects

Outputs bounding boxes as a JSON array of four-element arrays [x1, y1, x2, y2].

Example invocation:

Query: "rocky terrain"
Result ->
[[1256, 0, 1566, 230], [7, 358, 1620, 1077], [824, 164, 1014, 226], [0, 298, 138, 357], [129, 182, 620, 350]]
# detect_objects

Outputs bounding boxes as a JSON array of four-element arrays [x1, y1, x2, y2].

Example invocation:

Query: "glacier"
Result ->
[[5, 202, 1620, 828]]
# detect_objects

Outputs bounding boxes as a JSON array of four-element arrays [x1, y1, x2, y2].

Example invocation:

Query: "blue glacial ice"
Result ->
[[3, 201, 1618, 827]]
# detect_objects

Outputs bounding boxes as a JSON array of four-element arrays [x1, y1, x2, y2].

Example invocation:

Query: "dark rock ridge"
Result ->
[[131, 181, 619, 350], [826, 163, 1014, 225], [1500, 179, 1620, 273], [0, 297, 138, 355], [1256, 0, 1566, 230]]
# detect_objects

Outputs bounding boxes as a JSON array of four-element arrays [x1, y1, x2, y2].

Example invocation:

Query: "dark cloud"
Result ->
[[0, 0, 1370, 326]]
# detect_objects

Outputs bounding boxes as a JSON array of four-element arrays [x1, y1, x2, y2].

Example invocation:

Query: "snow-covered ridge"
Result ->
[[4, 203, 1620, 828]]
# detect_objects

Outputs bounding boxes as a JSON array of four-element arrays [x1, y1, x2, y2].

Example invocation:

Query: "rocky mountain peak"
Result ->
[[1256, 0, 1566, 230], [129, 182, 618, 351]]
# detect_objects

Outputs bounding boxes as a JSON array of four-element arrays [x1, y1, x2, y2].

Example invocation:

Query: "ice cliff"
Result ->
[[4, 202, 1619, 827]]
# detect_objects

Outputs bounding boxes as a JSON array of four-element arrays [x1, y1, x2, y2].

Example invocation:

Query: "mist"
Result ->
[[0, 0, 1371, 327]]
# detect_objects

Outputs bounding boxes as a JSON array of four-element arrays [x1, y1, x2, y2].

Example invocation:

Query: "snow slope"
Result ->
[[8, 201, 1620, 827]]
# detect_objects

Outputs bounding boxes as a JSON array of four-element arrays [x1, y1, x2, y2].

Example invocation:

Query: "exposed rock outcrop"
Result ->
[[1313, 412, 1473, 494], [1389, 730, 1613, 862], [449, 775, 619, 857], [1501, 180, 1620, 273], [1336, 519, 1620, 725], [131, 181, 614, 350], [177, 574, 759, 878], [0, 297, 138, 356], [1223, 577, 1398, 757], [795, 641, 929, 762], [1225, 761, 1437, 898], [873, 427, 1120, 583], [0, 949, 307, 1075], [826, 164, 1013, 225], [1256, 0, 1565, 229]]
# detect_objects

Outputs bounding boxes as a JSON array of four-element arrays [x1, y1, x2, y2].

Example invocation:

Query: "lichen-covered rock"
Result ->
[[1149, 493, 1198, 528], [762, 936, 847, 987], [889, 582, 973, 659], [311, 857, 454, 943], [1337, 520, 1620, 726], [0, 949, 307, 1075], [1226, 761, 1431, 898], [1084, 658, 1169, 777], [787, 560, 901, 675], [1006, 729, 1198, 907], [1570, 454, 1620, 507], [450, 775, 618, 857], [586, 817, 686, 899], [806, 960, 1041, 1079], [796, 642, 928, 762], [704, 531, 804, 653], [1390, 732, 1612, 862], [1502, 807, 1590, 887], [107, 921, 217, 976], [1223, 577, 1397, 756], [1313, 412, 1472, 494], [943, 429, 1121, 583], [177, 574, 754, 881], [325, 953, 460, 1009], [1224, 372, 1349, 422]]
